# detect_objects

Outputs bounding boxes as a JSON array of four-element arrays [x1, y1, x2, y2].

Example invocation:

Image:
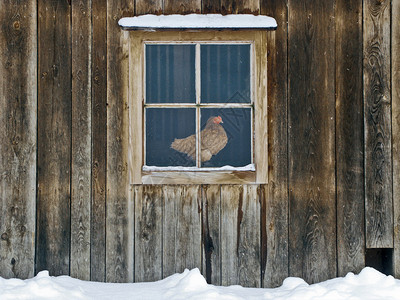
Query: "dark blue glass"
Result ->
[[201, 44, 251, 103], [146, 108, 196, 167], [146, 45, 196, 103]]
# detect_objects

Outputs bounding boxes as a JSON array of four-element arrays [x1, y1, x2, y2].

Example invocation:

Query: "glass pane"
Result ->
[[201, 44, 251, 103], [146, 108, 196, 167], [146, 45, 196, 103], [200, 108, 252, 167]]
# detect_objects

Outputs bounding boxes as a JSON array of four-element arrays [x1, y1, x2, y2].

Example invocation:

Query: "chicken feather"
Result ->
[[171, 116, 228, 162]]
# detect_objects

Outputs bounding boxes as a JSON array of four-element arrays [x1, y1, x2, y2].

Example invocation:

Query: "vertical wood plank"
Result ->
[[135, 0, 163, 15], [129, 32, 143, 185], [220, 0, 259, 15], [392, 0, 400, 278], [261, 0, 289, 288], [363, 0, 393, 249], [288, 0, 336, 283], [164, 0, 201, 14], [202, 0, 260, 14], [163, 186, 202, 277], [71, 0, 92, 281], [221, 185, 260, 287], [336, 0, 365, 276], [134, 185, 163, 282], [106, 0, 134, 282], [0, 0, 37, 279], [202, 0, 221, 13], [201, 185, 221, 285], [91, 0, 107, 282], [36, 0, 72, 276], [254, 31, 269, 184]]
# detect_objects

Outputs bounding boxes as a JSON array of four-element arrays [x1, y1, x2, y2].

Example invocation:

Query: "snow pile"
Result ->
[[119, 14, 277, 30], [1, 267, 400, 300]]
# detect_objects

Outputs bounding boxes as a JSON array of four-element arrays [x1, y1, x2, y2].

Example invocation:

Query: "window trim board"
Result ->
[[129, 30, 268, 184]]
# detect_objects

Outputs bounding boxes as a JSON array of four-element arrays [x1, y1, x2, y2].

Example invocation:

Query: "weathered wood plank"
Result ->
[[164, 0, 201, 14], [336, 0, 365, 276], [36, 0, 72, 276], [201, 185, 221, 285], [142, 171, 255, 184], [129, 33, 143, 185], [135, 0, 163, 15], [106, 0, 134, 282], [0, 0, 37, 279], [363, 0, 393, 249], [70, 0, 92, 281], [91, 0, 107, 282], [260, 0, 289, 287], [221, 185, 260, 287], [254, 30, 269, 184], [202, 0, 220, 13], [220, 0, 260, 15], [288, 0, 336, 283], [392, 0, 400, 278], [163, 186, 202, 277], [134, 185, 163, 282]]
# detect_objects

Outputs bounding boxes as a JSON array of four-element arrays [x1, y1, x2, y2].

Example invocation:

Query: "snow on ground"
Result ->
[[1, 267, 400, 300]]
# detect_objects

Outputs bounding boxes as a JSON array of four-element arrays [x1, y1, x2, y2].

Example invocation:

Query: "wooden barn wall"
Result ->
[[0, 0, 399, 287]]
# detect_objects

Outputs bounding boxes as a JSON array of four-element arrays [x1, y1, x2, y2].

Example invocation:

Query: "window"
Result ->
[[129, 31, 268, 184], [145, 43, 252, 169]]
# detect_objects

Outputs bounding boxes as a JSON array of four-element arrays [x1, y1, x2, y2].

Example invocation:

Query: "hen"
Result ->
[[171, 116, 228, 162]]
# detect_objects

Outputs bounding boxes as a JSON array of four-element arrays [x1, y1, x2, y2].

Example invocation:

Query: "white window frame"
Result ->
[[129, 31, 268, 184]]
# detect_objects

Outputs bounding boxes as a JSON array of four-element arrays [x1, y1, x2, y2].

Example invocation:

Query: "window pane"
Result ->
[[146, 45, 196, 103], [201, 44, 251, 103], [200, 108, 252, 167], [146, 108, 196, 167]]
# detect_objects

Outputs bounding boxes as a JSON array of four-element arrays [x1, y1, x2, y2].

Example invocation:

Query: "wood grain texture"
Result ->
[[221, 185, 260, 287], [260, 0, 289, 288], [106, 0, 134, 282], [254, 31, 269, 184], [0, 0, 37, 279], [135, 0, 163, 15], [288, 0, 336, 283], [134, 185, 163, 282], [201, 185, 221, 285], [392, 0, 400, 278], [142, 171, 255, 184], [220, 0, 259, 15], [129, 33, 143, 185], [163, 186, 202, 277], [363, 0, 393, 248], [91, 0, 107, 282], [36, 0, 72, 276], [336, 0, 365, 276], [202, 0, 221, 13], [164, 0, 201, 14], [71, 0, 92, 281]]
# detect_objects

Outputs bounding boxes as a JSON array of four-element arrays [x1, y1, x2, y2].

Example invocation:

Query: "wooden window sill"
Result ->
[[140, 170, 256, 184]]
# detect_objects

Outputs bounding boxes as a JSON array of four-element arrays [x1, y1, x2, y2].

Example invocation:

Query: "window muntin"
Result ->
[[144, 42, 254, 170]]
